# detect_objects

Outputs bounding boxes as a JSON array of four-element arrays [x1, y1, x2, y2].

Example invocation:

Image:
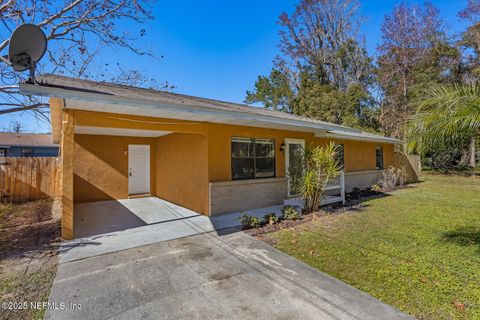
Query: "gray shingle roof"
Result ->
[[35, 74, 358, 130], [24, 74, 401, 144]]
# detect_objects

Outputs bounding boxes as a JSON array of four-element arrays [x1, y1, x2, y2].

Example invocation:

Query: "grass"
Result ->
[[266, 175, 480, 319], [0, 264, 58, 320]]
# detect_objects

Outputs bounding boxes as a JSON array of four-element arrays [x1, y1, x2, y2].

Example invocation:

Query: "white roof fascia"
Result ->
[[20, 83, 360, 134], [315, 132, 402, 144]]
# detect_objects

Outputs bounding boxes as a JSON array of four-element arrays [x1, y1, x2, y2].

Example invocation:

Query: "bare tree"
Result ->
[[2, 120, 23, 132], [0, 0, 163, 121], [246, 0, 377, 129], [376, 1, 458, 137], [276, 0, 372, 92]]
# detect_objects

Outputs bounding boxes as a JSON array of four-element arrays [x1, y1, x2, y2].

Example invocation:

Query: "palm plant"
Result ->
[[407, 82, 480, 167], [299, 142, 342, 213]]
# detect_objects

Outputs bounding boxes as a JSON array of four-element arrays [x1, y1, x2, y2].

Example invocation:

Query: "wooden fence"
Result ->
[[0, 157, 61, 203]]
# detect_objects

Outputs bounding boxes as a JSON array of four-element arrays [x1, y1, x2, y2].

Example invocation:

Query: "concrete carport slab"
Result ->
[[60, 197, 281, 263]]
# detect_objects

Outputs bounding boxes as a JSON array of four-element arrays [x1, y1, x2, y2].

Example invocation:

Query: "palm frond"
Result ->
[[406, 82, 480, 154]]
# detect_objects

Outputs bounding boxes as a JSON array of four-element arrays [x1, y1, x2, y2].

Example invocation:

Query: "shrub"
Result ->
[[238, 213, 262, 229], [350, 187, 361, 199], [294, 143, 341, 213], [263, 212, 280, 225], [377, 166, 407, 192], [282, 206, 302, 220]]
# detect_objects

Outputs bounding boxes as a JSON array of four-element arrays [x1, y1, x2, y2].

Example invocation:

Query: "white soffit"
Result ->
[[74, 126, 172, 137]]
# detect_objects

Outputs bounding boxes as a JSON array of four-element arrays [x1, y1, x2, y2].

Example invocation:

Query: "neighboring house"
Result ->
[[0, 132, 58, 157], [21, 74, 406, 239]]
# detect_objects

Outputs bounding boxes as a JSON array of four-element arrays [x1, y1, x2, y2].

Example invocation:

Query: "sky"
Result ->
[[0, 0, 470, 133]]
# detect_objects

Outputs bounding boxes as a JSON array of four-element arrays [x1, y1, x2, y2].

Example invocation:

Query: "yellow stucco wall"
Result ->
[[67, 110, 394, 215], [155, 133, 209, 214], [73, 134, 157, 203], [206, 122, 395, 181], [207, 123, 312, 181]]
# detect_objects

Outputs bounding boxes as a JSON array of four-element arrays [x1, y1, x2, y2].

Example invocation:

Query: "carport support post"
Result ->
[[61, 109, 75, 240]]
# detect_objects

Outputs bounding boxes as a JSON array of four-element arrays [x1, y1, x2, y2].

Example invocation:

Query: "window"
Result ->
[[335, 143, 344, 169], [375, 146, 384, 170], [0, 148, 6, 157], [21, 148, 34, 157], [231, 137, 275, 180]]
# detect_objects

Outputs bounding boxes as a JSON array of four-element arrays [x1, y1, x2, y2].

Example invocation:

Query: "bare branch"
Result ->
[[0, 103, 49, 115], [0, 0, 163, 119]]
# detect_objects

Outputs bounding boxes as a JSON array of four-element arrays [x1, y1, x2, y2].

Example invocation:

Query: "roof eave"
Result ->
[[315, 132, 402, 144], [20, 83, 359, 134]]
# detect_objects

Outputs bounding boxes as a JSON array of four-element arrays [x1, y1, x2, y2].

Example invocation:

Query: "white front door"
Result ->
[[285, 139, 305, 197], [128, 145, 150, 195]]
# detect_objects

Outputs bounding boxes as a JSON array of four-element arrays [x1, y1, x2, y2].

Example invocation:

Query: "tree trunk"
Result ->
[[469, 137, 476, 168]]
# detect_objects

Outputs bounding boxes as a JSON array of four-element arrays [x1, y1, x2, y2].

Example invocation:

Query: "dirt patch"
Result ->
[[0, 198, 61, 320], [0, 199, 57, 229]]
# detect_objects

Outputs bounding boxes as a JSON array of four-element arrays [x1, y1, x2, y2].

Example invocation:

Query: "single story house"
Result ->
[[0, 132, 58, 157], [21, 74, 407, 240]]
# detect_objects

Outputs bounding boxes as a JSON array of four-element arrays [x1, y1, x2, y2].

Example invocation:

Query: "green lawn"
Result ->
[[267, 175, 480, 319]]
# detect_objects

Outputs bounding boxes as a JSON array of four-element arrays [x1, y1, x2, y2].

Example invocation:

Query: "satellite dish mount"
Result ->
[[1, 24, 47, 83]]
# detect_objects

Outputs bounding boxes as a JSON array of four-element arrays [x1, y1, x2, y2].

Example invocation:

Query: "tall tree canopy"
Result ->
[[376, 1, 460, 138], [0, 0, 169, 122], [246, 0, 377, 129], [458, 0, 480, 83]]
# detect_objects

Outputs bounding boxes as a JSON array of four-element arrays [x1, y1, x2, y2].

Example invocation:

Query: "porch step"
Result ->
[[283, 195, 345, 209], [128, 193, 152, 199]]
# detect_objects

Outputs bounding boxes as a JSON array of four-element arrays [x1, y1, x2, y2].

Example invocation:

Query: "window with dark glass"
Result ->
[[335, 143, 344, 169], [21, 148, 34, 157], [231, 137, 275, 180], [375, 146, 384, 170], [0, 148, 6, 157]]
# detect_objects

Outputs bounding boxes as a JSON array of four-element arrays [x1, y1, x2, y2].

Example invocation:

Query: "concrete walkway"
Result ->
[[61, 197, 283, 263], [46, 231, 412, 320]]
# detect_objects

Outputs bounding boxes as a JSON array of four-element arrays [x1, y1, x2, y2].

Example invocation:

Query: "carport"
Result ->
[[60, 197, 282, 263], [74, 197, 201, 238]]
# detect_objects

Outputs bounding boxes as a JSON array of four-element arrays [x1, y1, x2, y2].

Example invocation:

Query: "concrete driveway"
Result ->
[[46, 231, 412, 320]]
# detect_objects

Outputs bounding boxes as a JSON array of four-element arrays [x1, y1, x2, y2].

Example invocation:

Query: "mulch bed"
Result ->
[[245, 201, 366, 239], [244, 187, 411, 240]]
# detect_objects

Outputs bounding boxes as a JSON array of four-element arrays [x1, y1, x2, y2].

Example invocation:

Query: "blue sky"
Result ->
[[0, 0, 469, 133]]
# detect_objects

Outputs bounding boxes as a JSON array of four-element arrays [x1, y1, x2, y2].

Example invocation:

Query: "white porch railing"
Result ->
[[284, 171, 345, 208]]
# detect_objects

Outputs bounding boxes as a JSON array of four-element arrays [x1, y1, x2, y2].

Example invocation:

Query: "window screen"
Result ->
[[231, 137, 275, 180]]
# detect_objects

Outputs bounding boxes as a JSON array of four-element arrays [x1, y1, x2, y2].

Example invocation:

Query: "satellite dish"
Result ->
[[8, 24, 47, 72], [0, 24, 47, 82]]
